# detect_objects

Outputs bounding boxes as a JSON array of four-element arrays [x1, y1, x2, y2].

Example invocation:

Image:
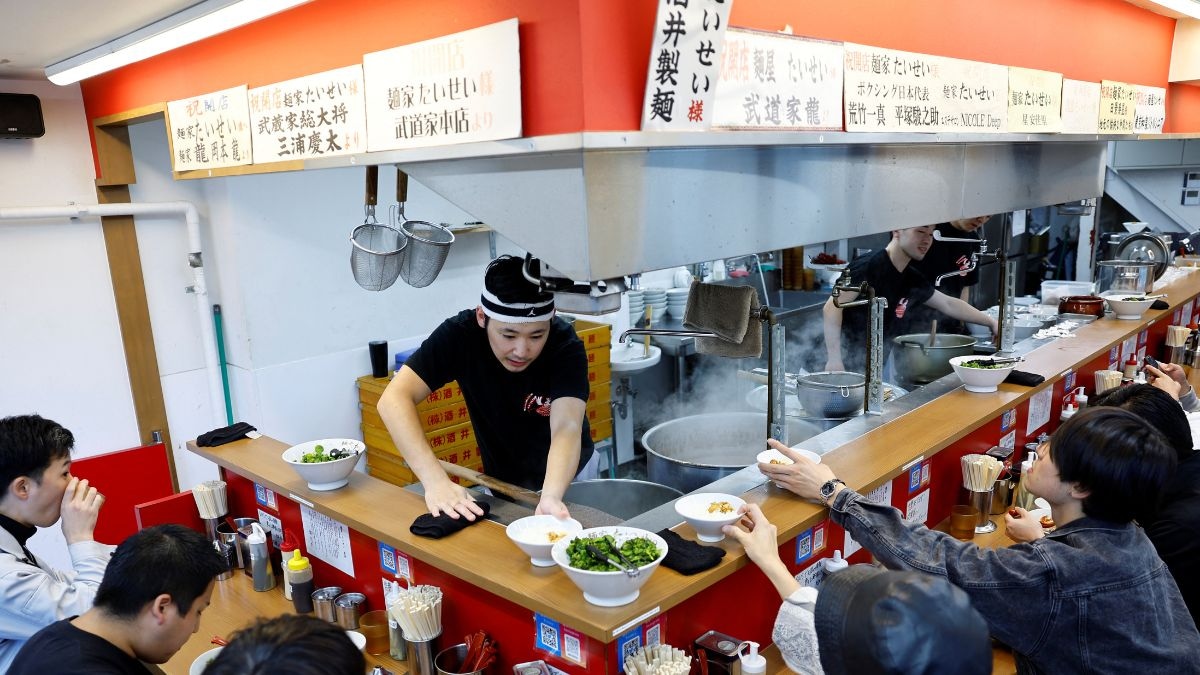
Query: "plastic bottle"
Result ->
[[1073, 387, 1088, 410], [739, 641, 766, 675], [247, 523, 276, 592], [287, 549, 314, 613], [278, 530, 298, 600], [822, 550, 848, 577], [1013, 455, 1038, 511], [1060, 402, 1077, 421], [1123, 355, 1138, 380]]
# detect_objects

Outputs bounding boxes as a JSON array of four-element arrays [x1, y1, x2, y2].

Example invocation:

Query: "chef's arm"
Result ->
[[378, 366, 483, 519], [539, 396, 586, 519], [926, 291, 997, 334], [822, 290, 857, 371]]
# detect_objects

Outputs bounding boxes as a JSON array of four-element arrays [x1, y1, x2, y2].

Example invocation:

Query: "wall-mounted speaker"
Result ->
[[0, 93, 46, 139]]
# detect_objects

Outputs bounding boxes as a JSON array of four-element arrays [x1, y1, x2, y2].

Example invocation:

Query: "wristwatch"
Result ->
[[819, 478, 846, 503]]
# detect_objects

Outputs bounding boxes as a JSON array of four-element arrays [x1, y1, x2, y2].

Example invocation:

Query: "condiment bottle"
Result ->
[[822, 550, 848, 577], [278, 530, 298, 600], [1060, 402, 1077, 421], [247, 523, 276, 592], [287, 549, 314, 613], [1123, 355, 1138, 380], [738, 641, 766, 675], [1073, 387, 1088, 410], [1013, 455, 1038, 511]]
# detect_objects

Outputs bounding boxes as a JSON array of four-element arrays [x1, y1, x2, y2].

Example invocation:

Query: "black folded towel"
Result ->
[[410, 502, 491, 539], [657, 528, 726, 575], [1152, 299, 1169, 310], [1004, 370, 1045, 387], [197, 422, 257, 447]]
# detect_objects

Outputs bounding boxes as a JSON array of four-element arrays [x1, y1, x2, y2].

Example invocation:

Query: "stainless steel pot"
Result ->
[[795, 371, 865, 417], [562, 479, 682, 521], [642, 412, 823, 493], [892, 333, 976, 386]]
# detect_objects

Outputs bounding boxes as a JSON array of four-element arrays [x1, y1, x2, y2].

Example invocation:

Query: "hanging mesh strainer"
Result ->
[[399, 220, 455, 288], [351, 213, 407, 291]]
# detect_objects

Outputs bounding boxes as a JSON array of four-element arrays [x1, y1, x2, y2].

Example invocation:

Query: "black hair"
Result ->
[[1090, 383, 1195, 460], [483, 255, 552, 305], [0, 414, 75, 500], [94, 524, 226, 619], [1050, 407, 1176, 523], [202, 614, 365, 675]]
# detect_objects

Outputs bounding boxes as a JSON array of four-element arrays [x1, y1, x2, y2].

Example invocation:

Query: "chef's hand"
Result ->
[[1145, 363, 1189, 400], [424, 478, 485, 521], [60, 477, 104, 544], [757, 439, 836, 502], [987, 316, 1000, 343], [1003, 506, 1045, 543], [824, 358, 844, 373], [535, 496, 570, 520]]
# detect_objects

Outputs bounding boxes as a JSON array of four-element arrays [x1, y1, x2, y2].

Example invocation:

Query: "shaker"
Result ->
[[246, 523, 276, 592]]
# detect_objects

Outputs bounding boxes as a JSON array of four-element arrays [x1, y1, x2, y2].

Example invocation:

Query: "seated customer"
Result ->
[[0, 414, 110, 671], [8, 523, 227, 674], [202, 614, 364, 675], [1145, 362, 1200, 412], [758, 407, 1200, 672], [724, 503, 991, 674]]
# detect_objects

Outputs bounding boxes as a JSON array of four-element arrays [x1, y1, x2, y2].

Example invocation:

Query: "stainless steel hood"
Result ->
[[310, 131, 1110, 282]]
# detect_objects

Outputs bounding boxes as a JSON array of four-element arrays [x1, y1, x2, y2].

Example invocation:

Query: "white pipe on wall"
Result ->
[[0, 202, 227, 429]]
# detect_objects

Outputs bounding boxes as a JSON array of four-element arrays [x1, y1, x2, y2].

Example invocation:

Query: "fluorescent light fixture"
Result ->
[[45, 0, 312, 85]]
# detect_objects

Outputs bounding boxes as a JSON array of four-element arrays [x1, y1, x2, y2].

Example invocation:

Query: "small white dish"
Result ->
[[346, 630, 367, 650], [506, 515, 584, 567], [190, 646, 224, 675], [674, 492, 746, 542], [755, 447, 821, 465]]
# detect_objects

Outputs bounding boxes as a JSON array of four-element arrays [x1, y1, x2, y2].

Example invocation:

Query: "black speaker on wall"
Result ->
[[0, 93, 46, 139]]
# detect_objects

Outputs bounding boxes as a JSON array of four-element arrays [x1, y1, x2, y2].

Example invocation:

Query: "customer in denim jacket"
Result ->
[[758, 407, 1200, 673]]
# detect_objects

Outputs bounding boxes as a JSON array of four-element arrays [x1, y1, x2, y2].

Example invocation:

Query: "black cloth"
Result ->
[[656, 528, 725, 575], [836, 248, 935, 373], [405, 310, 594, 491], [907, 222, 981, 335], [1142, 451, 1200, 623], [410, 501, 492, 539], [1152, 299, 1170, 310], [1004, 370, 1045, 387], [8, 619, 151, 674], [0, 514, 39, 567], [196, 421, 257, 447]]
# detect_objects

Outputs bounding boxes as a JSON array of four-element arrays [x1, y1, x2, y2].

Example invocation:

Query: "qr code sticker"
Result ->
[[381, 548, 396, 572], [396, 552, 412, 581], [796, 532, 813, 561], [813, 525, 826, 553], [645, 623, 660, 647], [539, 623, 560, 653], [621, 636, 641, 663], [564, 632, 581, 662]]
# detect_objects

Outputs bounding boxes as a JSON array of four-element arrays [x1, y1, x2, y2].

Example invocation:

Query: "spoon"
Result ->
[[585, 543, 639, 578]]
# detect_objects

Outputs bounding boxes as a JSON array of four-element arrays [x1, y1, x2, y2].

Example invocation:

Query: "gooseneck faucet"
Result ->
[[931, 228, 1013, 352], [831, 269, 886, 415]]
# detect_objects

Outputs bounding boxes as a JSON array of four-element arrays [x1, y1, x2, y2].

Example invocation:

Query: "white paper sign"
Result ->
[[248, 65, 366, 162], [906, 489, 930, 525], [1007, 66, 1062, 133], [640, 0, 733, 130], [1099, 80, 1137, 134], [844, 44, 1007, 133], [866, 481, 893, 506], [299, 505, 355, 578], [1061, 79, 1100, 134], [166, 85, 253, 170], [1134, 84, 1167, 134], [1026, 386, 1053, 435], [711, 29, 842, 130], [364, 19, 521, 151], [842, 531, 861, 558]]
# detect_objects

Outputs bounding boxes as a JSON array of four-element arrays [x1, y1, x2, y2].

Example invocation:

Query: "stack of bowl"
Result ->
[[627, 290, 645, 325], [642, 288, 668, 325], [665, 287, 689, 318]]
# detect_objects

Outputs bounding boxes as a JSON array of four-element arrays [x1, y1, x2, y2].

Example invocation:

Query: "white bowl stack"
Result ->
[[627, 289, 645, 325], [641, 288, 668, 325], [665, 287, 689, 318]]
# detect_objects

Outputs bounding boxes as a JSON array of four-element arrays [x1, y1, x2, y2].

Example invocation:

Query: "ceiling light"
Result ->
[[45, 0, 312, 85]]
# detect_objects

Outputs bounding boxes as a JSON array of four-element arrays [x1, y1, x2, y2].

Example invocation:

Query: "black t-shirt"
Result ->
[[837, 248, 935, 372], [9, 619, 151, 674], [405, 310, 594, 490], [1142, 451, 1200, 624], [908, 222, 980, 333]]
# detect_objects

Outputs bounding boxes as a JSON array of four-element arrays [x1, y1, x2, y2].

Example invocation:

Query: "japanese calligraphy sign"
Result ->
[[711, 28, 842, 130], [1061, 79, 1101, 134], [166, 85, 253, 171], [640, 0, 734, 131], [1133, 84, 1166, 134], [363, 18, 521, 151], [248, 65, 366, 162], [1098, 80, 1137, 134], [1006, 67, 1062, 133], [843, 44, 1007, 133]]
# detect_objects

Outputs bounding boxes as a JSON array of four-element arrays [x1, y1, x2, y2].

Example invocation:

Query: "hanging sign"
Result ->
[[1061, 79, 1101, 134], [1133, 84, 1166, 134], [843, 43, 1007, 133], [1098, 80, 1137, 134], [363, 18, 521, 151], [248, 65, 367, 162], [640, 0, 734, 130], [1006, 66, 1062, 133], [166, 85, 253, 171], [711, 28, 842, 130]]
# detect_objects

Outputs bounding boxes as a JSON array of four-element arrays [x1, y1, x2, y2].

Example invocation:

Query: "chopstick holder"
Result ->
[[410, 502, 491, 539], [656, 528, 726, 575], [1004, 370, 1044, 387]]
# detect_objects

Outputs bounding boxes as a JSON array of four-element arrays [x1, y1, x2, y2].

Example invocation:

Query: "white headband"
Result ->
[[480, 287, 555, 323]]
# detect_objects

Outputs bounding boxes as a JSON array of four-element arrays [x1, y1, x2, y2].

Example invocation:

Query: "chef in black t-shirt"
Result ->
[[908, 216, 990, 335], [822, 226, 997, 374], [378, 256, 595, 521]]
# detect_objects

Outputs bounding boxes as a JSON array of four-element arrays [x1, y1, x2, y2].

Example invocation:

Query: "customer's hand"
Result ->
[[758, 439, 837, 502], [1003, 506, 1046, 543], [1145, 363, 1190, 400], [723, 503, 799, 599], [424, 477, 485, 520], [59, 477, 104, 544]]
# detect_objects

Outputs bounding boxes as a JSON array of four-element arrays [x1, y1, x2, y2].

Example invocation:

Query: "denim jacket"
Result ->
[[828, 489, 1200, 674]]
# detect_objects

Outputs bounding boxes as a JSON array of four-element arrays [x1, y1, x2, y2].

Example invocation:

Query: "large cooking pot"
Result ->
[[892, 333, 976, 386], [562, 479, 682, 521], [642, 412, 823, 493], [795, 371, 865, 417]]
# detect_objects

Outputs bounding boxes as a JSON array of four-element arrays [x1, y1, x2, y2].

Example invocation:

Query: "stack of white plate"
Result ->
[[627, 289, 645, 325], [665, 287, 689, 318], [642, 288, 668, 325]]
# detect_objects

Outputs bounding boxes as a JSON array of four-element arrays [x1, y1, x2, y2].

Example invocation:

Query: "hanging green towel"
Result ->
[[683, 281, 762, 358]]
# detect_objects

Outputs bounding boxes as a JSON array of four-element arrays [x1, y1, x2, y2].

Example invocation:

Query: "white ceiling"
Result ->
[[0, 0, 199, 81]]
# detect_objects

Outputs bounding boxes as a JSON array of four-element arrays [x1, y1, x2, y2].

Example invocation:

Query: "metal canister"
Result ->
[[312, 586, 342, 622], [335, 592, 366, 629]]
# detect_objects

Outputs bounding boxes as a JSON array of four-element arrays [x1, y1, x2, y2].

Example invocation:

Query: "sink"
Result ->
[[611, 343, 662, 373]]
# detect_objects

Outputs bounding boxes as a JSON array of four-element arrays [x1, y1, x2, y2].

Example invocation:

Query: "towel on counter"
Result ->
[[657, 528, 726, 575], [410, 502, 492, 539], [683, 280, 762, 358], [1004, 370, 1045, 387], [1152, 299, 1169, 310], [197, 422, 258, 447]]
